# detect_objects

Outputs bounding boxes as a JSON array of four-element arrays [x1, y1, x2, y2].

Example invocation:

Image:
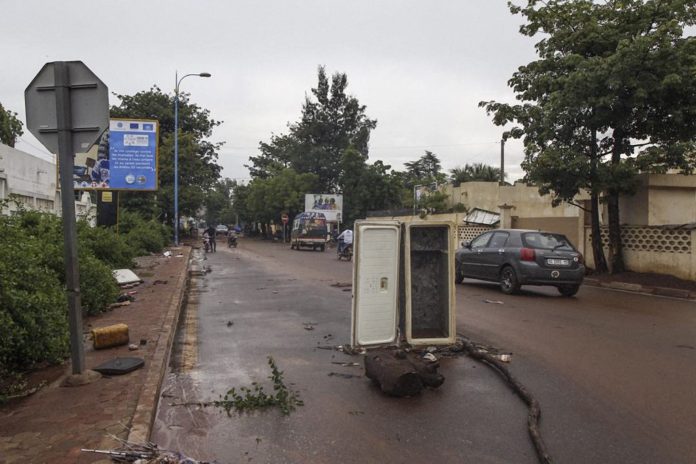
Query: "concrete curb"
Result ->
[[584, 277, 696, 300], [127, 247, 191, 444]]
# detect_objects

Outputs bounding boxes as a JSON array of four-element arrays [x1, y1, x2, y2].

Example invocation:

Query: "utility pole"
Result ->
[[500, 138, 505, 185]]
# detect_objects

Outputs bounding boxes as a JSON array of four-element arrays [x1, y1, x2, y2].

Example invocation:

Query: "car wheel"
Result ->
[[499, 266, 520, 294], [558, 285, 580, 297], [454, 263, 464, 284]]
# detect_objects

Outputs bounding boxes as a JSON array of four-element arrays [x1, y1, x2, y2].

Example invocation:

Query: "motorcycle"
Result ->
[[228, 234, 238, 248], [337, 239, 353, 261], [203, 235, 211, 253]]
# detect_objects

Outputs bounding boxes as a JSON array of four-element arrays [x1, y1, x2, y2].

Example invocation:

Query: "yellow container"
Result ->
[[92, 323, 129, 350]]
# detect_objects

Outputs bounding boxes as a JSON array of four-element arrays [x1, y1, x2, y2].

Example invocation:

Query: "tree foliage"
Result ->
[[205, 178, 238, 226], [0, 102, 23, 148], [247, 66, 377, 192], [450, 163, 504, 185], [246, 169, 319, 224], [110, 86, 222, 221], [481, 0, 696, 273], [339, 147, 404, 224]]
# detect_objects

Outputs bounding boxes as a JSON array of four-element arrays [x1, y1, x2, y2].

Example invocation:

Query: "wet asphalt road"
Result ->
[[153, 238, 696, 464]]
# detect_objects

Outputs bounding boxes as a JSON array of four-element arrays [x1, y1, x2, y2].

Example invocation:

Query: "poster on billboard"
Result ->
[[305, 193, 343, 222], [72, 118, 159, 190]]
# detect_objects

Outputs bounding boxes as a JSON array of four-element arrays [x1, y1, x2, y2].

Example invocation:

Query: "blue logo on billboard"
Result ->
[[143, 123, 154, 131], [129, 123, 139, 129]]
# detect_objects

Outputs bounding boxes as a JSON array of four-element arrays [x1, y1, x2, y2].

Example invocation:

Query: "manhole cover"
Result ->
[[93, 357, 145, 375]]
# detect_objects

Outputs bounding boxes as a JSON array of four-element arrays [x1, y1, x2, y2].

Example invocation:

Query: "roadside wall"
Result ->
[[584, 226, 696, 280], [512, 216, 580, 248]]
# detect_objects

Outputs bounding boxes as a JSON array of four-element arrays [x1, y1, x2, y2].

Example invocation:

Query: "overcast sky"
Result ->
[[1, 0, 538, 183]]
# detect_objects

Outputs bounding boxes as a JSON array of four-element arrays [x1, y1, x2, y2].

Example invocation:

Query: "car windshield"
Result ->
[[522, 232, 574, 250]]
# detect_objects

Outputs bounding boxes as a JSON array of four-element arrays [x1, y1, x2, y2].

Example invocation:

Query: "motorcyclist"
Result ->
[[337, 228, 353, 255], [204, 224, 217, 252], [227, 227, 238, 247]]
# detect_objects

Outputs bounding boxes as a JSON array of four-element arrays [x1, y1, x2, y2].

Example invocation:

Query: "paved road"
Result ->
[[153, 238, 696, 464]]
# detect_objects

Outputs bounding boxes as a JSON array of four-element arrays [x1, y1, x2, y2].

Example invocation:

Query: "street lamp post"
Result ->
[[174, 71, 211, 246]]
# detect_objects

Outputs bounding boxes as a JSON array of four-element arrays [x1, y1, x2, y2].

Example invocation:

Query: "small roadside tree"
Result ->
[[481, 0, 696, 273], [0, 102, 23, 148]]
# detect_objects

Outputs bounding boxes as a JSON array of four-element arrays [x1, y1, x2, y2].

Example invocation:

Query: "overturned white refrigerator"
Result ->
[[351, 220, 456, 348]]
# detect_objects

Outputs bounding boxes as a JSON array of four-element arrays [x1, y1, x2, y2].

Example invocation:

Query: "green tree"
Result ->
[[246, 169, 318, 225], [205, 178, 238, 226], [110, 86, 222, 222], [0, 103, 23, 148], [450, 163, 504, 185], [404, 151, 447, 187], [481, 0, 696, 273], [339, 147, 404, 225], [247, 67, 377, 192]]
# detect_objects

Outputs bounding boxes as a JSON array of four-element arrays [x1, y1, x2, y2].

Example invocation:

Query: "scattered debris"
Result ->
[[342, 288, 351, 292], [140, 338, 148, 346], [484, 299, 505, 305], [175, 254, 184, 258], [303, 322, 317, 331], [113, 269, 142, 286], [330, 282, 352, 288], [170, 357, 303, 416], [163, 250, 172, 257], [364, 349, 444, 397], [92, 357, 144, 376], [328, 372, 359, 379], [331, 362, 360, 367], [272, 291, 279, 294], [109, 301, 131, 309], [81, 440, 213, 463], [422, 353, 438, 363], [128, 344, 139, 351], [495, 353, 513, 363], [92, 323, 129, 349], [348, 410, 365, 416], [227, 321, 234, 327], [153, 279, 168, 285], [117, 293, 136, 302]]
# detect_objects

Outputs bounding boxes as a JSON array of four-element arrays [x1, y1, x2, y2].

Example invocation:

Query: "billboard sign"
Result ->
[[73, 118, 159, 190], [305, 193, 343, 222]]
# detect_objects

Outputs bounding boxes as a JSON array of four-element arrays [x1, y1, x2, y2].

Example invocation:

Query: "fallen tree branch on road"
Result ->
[[456, 336, 554, 464]]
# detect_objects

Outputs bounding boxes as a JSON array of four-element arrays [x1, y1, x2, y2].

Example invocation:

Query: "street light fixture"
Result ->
[[174, 71, 211, 246]]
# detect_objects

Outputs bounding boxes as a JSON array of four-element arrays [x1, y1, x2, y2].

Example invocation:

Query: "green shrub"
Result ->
[[77, 221, 136, 268], [119, 210, 171, 254], [79, 254, 120, 316], [0, 206, 166, 389], [0, 218, 69, 372]]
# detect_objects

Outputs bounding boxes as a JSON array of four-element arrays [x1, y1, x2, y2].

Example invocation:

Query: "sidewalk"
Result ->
[[0, 246, 191, 464], [584, 270, 696, 300]]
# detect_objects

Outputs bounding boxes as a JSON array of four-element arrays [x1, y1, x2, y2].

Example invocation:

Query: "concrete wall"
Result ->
[[512, 216, 581, 249], [619, 173, 696, 226], [0, 143, 57, 213], [0, 143, 95, 223], [584, 227, 696, 280], [445, 181, 587, 219]]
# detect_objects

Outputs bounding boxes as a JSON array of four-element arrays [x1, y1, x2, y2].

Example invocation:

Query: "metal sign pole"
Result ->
[[54, 61, 85, 375]]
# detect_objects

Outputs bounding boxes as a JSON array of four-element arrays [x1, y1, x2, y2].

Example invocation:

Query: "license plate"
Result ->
[[547, 258, 569, 266]]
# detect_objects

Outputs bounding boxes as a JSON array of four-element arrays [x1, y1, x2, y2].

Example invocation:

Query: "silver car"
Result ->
[[455, 229, 585, 296]]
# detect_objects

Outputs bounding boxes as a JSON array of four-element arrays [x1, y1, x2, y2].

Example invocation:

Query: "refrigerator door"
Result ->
[[351, 221, 401, 347]]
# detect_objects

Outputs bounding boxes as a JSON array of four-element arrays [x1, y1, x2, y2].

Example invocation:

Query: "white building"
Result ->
[[0, 143, 96, 222]]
